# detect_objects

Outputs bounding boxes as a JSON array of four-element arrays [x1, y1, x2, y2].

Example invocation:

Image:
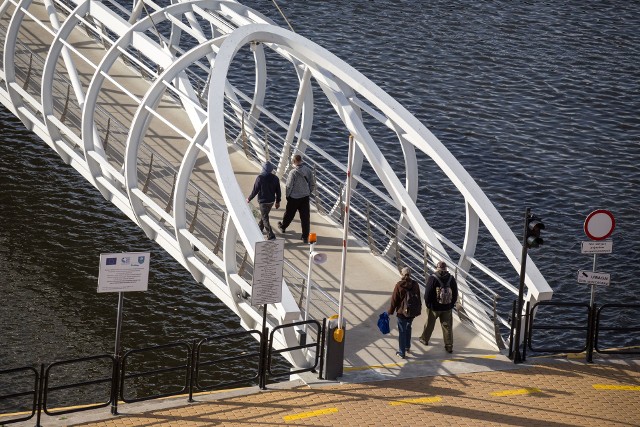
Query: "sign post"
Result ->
[[98, 251, 150, 414], [251, 239, 285, 389], [581, 210, 615, 362]]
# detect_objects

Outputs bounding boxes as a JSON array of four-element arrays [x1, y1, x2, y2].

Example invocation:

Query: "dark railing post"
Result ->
[[318, 318, 327, 380], [188, 339, 197, 402], [35, 364, 45, 427], [258, 304, 268, 390], [522, 300, 531, 362], [514, 208, 531, 364], [508, 299, 517, 360], [586, 303, 596, 363], [110, 354, 120, 415]]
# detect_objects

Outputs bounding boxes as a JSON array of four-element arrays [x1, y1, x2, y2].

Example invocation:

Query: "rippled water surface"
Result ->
[[1, 0, 639, 367]]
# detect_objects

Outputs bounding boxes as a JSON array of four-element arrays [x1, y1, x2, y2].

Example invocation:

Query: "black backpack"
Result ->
[[400, 280, 422, 317]]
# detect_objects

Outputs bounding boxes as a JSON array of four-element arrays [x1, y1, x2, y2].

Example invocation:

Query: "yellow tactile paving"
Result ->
[[593, 384, 640, 391], [59, 358, 639, 427], [282, 407, 338, 421], [490, 387, 542, 397]]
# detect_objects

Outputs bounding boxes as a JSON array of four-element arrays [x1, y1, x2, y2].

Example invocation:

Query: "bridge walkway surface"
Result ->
[[4, 355, 638, 426], [5, 0, 500, 371]]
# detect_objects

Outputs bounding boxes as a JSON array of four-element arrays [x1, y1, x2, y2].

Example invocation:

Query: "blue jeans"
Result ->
[[397, 316, 414, 356]]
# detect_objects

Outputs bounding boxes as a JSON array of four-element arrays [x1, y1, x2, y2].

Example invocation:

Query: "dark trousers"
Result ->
[[281, 195, 310, 239], [258, 202, 275, 238], [421, 308, 453, 349], [397, 316, 414, 356]]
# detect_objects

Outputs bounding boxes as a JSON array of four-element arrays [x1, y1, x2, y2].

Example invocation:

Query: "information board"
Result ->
[[577, 270, 610, 286], [251, 239, 285, 306], [581, 240, 613, 254], [98, 252, 150, 293]]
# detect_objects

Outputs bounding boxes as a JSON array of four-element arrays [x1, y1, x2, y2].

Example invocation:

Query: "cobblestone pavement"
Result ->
[[52, 357, 638, 427]]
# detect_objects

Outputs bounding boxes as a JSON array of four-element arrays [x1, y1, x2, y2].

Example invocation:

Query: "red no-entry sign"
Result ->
[[584, 209, 615, 241]]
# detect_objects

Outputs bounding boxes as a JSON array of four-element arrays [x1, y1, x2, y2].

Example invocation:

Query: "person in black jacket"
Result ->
[[246, 161, 281, 240], [387, 266, 422, 359], [419, 260, 458, 353]]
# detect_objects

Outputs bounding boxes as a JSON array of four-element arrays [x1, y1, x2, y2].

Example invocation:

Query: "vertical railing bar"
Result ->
[[238, 250, 248, 276], [188, 191, 200, 233], [394, 224, 402, 271], [264, 128, 269, 162], [313, 165, 324, 215], [103, 116, 112, 153], [35, 364, 45, 427], [142, 152, 154, 194], [365, 201, 377, 254], [60, 84, 71, 124], [213, 212, 225, 255], [165, 172, 177, 213], [22, 53, 33, 91], [241, 114, 249, 157]]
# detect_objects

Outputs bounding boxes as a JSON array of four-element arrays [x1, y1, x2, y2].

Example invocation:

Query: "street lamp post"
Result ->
[[304, 232, 326, 333]]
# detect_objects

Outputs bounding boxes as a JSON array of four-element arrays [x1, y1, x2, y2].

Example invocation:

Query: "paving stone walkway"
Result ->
[[15, 355, 637, 427]]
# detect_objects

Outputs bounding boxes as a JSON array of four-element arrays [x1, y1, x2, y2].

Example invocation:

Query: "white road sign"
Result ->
[[98, 252, 150, 292], [581, 240, 613, 254], [577, 270, 610, 286], [251, 239, 285, 306], [584, 209, 615, 241]]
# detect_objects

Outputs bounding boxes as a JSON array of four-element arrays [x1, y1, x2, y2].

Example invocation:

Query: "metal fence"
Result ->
[[0, 319, 325, 426], [521, 300, 640, 363]]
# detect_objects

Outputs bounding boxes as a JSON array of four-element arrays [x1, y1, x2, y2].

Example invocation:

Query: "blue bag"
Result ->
[[377, 312, 390, 335]]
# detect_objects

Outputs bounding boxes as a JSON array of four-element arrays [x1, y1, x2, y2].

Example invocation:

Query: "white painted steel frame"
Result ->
[[0, 0, 552, 360]]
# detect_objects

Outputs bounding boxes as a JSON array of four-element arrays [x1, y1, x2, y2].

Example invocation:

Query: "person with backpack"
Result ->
[[387, 266, 422, 359], [246, 161, 281, 240], [419, 260, 459, 353], [278, 154, 315, 243]]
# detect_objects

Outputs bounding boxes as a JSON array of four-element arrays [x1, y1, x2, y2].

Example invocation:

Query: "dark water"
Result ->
[[1, 0, 639, 371]]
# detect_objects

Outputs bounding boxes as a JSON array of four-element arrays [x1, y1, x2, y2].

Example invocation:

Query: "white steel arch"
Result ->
[[0, 0, 552, 365]]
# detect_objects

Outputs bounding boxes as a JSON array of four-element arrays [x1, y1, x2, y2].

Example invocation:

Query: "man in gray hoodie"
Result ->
[[278, 154, 315, 243], [247, 161, 281, 240]]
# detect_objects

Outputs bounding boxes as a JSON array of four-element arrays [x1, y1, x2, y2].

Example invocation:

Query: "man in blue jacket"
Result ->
[[420, 260, 459, 353], [247, 161, 281, 240]]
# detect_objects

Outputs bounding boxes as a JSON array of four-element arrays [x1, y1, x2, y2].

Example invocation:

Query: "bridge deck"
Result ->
[[3, 0, 499, 381]]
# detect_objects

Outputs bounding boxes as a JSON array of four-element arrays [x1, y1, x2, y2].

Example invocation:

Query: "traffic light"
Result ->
[[526, 215, 545, 248]]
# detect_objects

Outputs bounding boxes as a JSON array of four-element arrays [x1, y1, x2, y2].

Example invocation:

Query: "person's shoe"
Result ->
[[395, 351, 405, 359], [419, 337, 429, 346], [406, 347, 411, 354], [302, 236, 309, 244], [267, 234, 276, 241], [277, 221, 286, 233], [445, 346, 453, 353]]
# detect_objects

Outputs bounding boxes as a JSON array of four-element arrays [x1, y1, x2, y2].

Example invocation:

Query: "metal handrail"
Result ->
[[193, 330, 263, 393], [268, 319, 324, 378], [0, 366, 39, 424], [527, 301, 591, 354], [595, 304, 640, 354], [42, 354, 115, 416], [120, 342, 192, 403]]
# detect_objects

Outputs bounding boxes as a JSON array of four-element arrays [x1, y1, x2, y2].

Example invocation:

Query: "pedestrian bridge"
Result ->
[[0, 0, 552, 372]]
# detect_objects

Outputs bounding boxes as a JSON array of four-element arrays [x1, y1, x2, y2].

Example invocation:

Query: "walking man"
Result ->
[[388, 266, 422, 358], [278, 154, 314, 243], [420, 260, 458, 353], [246, 161, 281, 240]]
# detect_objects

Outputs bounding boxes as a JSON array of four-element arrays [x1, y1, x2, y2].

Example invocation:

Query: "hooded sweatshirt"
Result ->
[[388, 275, 421, 318], [247, 162, 281, 204]]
